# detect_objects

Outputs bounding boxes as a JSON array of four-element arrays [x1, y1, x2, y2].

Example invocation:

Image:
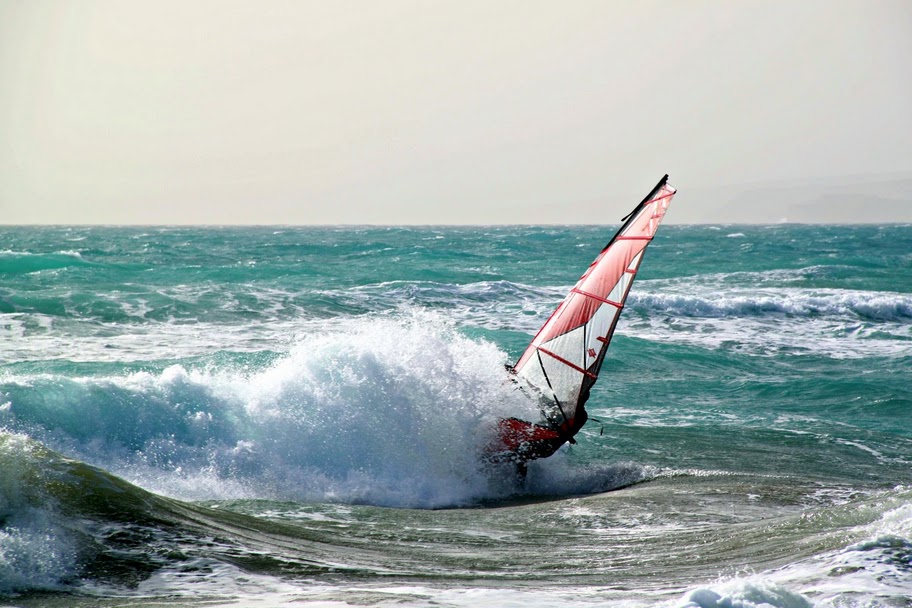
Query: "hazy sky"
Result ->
[[1, 0, 910, 224]]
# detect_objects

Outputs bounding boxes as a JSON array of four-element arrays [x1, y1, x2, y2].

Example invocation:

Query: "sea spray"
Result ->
[[2, 312, 543, 507]]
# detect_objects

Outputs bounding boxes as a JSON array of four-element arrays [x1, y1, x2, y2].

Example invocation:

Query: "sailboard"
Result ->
[[494, 175, 677, 464]]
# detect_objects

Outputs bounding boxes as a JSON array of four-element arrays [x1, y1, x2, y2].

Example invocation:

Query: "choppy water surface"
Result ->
[[1, 224, 910, 607]]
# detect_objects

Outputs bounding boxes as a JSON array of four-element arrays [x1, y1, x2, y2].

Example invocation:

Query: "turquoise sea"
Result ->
[[1, 223, 911, 607]]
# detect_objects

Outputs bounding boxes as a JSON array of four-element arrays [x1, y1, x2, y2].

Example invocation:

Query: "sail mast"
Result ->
[[512, 175, 677, 430]]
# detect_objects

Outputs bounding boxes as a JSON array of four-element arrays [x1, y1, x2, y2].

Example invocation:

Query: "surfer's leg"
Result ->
[[515, 461, 528, 484]]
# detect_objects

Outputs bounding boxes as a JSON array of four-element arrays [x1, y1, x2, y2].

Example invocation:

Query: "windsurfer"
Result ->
[[487, 175, 676, 481], [489, 386, 590, 478]]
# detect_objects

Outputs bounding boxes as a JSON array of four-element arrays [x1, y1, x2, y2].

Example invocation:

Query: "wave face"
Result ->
[[1, 224, 911, 606]]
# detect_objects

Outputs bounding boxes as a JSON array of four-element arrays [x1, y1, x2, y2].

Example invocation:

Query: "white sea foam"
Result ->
[[631, 286, 912, 322], [2, 312, 548, 507], [674, 581, 814, 608], [0, 249, 84, 259], [1, 310, 655, 508]]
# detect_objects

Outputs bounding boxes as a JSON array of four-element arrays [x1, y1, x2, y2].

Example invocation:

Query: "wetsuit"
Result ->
[[495, 406, 588, 464], [490, 379, 592, 478]]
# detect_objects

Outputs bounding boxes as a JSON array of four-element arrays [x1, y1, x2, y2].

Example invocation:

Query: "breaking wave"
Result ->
[[0, 249, 88, 275], [630, 287, 912, 323], [1, 312, 641, 508]]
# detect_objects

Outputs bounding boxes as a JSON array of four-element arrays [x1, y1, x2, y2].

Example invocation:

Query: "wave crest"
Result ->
[[630, 288, 912, 322], [1, 312, 549, 507], [0, 250, 87, 274]]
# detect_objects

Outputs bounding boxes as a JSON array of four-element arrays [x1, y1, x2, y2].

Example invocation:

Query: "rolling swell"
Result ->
[[3, 431, 910, 601], [0, 432, 377, 595]]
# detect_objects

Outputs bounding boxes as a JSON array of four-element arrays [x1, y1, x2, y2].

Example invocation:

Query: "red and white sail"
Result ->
[[513, 175, 676, 431]]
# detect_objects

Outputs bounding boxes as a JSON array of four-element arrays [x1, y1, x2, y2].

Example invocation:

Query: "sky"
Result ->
[[1, 0, 910, 224]]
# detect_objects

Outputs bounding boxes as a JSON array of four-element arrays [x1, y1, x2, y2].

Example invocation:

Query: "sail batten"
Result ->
[[571, 287, 623, 308], [538, 347, 597, 380], [512, 175, 677, 428]]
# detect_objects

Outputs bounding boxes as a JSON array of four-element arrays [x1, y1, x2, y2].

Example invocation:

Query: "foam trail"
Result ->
[[676, 582, 813, 608]]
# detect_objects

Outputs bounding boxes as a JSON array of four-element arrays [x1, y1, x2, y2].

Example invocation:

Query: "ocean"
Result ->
[[1, 223, 910, 607]]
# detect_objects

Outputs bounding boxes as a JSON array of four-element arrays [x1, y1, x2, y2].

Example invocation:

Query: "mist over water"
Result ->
[[1, 224, 910, 606]]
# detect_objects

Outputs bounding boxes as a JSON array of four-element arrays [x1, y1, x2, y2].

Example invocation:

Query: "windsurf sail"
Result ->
[[511, 174, 677, 440]]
